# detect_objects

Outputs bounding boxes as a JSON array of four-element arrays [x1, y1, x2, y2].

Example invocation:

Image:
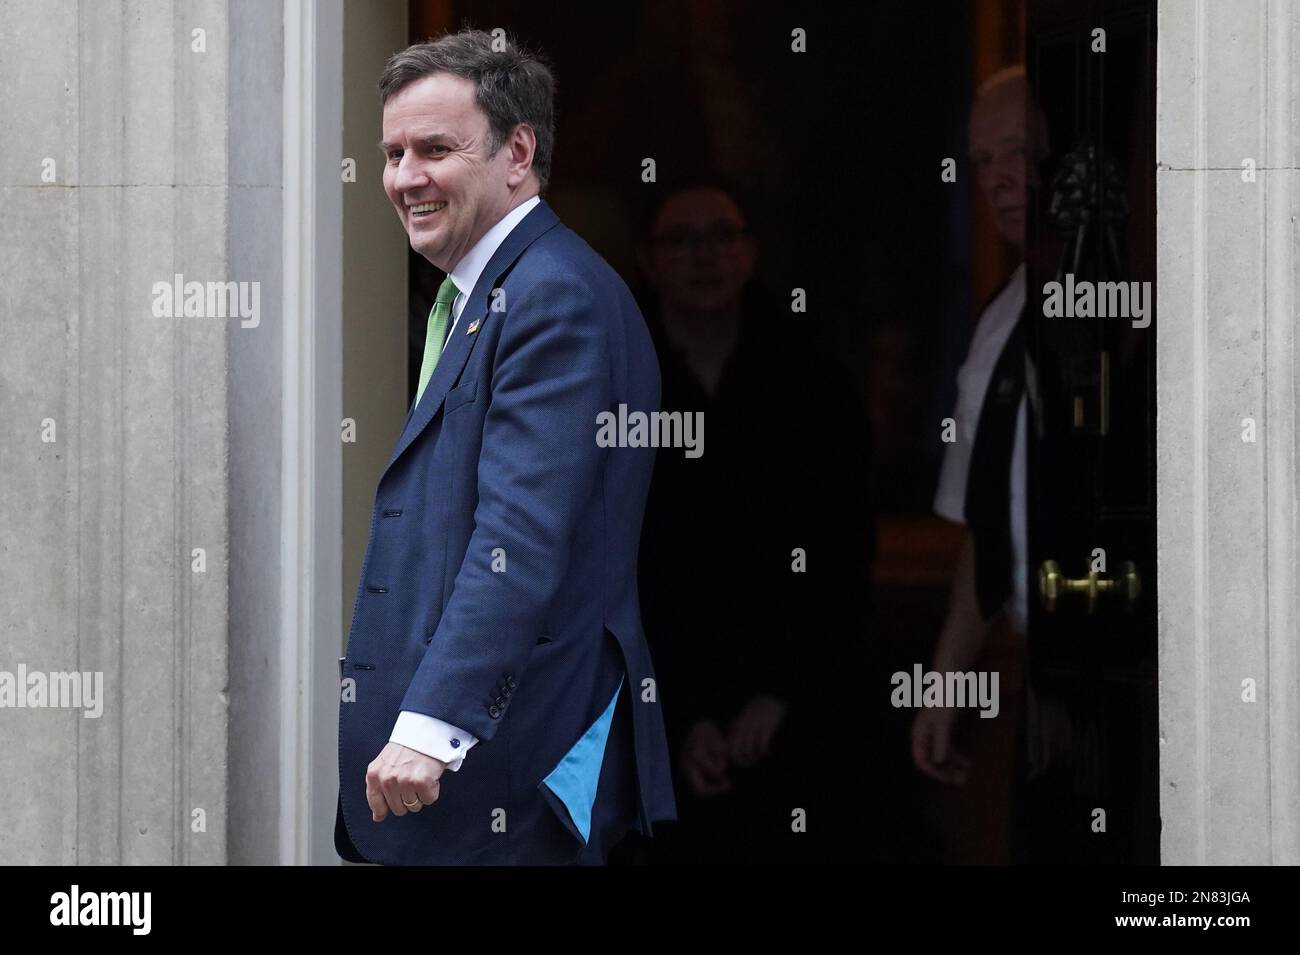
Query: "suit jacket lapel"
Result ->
[[381, 199, 561, 482]]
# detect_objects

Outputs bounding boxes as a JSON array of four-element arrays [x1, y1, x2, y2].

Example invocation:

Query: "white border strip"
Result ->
[[1263, 0, 1298, 865], [281, 0, 344, 865]]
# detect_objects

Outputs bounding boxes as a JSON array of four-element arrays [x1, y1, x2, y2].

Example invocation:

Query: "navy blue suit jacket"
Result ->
[[337, 199, 676, 864]]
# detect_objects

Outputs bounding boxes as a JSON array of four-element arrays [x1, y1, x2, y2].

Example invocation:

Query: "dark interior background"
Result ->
[[399, 0, 1028, 864]]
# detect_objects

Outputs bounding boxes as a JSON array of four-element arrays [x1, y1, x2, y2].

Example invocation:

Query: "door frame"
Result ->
[[281, 0, 344, 865], [272, 0, 1300, 867]]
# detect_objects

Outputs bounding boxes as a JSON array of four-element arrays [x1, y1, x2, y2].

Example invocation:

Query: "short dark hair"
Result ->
[[379, 28, 556, 194], [638, 173, 758, 243]]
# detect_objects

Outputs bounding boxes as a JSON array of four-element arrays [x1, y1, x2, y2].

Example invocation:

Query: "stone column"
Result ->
[[1157, 0, 1300, 865], [0, 0, 277, 864]]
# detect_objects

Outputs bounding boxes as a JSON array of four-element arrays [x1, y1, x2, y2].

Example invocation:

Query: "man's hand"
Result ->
[[911, 706, 971, 785], [725, 694, 788, 768], [366, 742, 447, 822], [680, 720, 733, 797]]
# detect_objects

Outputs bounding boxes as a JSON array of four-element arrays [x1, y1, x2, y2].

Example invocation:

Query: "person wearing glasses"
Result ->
[[626, 180, 876, 864]]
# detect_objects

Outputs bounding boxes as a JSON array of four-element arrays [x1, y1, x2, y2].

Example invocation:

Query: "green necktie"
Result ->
[[415, 275, 460, 408]]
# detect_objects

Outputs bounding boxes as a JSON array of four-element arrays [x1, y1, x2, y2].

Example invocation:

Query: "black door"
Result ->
[[1021, 0, 1158, 864]]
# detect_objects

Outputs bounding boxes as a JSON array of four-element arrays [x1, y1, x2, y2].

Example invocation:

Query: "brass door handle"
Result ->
[[1038, 559, 1141, 613]]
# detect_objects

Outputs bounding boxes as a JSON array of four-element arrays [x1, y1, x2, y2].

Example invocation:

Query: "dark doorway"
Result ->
[[396, 0, 1158, 865], [1021, 0, 1159, 864]]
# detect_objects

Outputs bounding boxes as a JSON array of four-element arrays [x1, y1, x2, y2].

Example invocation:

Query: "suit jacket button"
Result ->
[[506, 677, 517, 689], [488, 705, 501, 719]]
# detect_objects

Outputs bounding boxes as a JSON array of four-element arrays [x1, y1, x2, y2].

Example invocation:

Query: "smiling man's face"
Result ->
[[381, 72, 525, 272]]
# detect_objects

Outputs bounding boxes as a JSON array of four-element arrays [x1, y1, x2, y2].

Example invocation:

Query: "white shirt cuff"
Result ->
[[390, 711, 479, 771]]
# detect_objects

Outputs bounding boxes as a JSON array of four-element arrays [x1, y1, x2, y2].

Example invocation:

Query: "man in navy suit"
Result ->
[[335, 29, 676, 865]]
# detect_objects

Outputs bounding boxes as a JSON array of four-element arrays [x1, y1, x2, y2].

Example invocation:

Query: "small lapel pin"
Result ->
[[466, 319, 480, 334]]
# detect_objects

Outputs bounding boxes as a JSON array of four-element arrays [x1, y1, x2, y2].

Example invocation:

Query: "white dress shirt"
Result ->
[[388, 194, 542, 771], [933, 263, 1028, 635]]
